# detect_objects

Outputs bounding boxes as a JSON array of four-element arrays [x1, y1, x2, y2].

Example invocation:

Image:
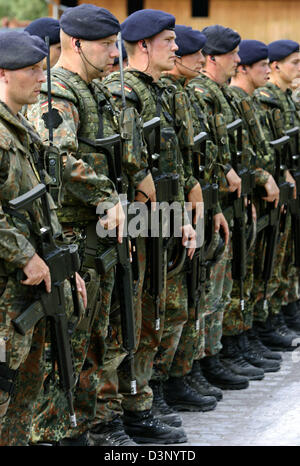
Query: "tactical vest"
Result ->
[[105, 70, 185, 199], [40, 68, 120, 224]]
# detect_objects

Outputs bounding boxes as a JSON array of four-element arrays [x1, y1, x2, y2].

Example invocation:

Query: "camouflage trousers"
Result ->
[[250, 213, 299, 322], [203, 232, 232, 357], [28, 266, 113, 443], [0, 277, 77, 446], [93, 237, 147, 422]]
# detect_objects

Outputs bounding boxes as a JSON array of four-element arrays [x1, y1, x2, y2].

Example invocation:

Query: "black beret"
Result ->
[[25, 17, 60, 45], [174, 25, 206, 56], [268, 39, 300, 62], [202, 25, 241, 55], [121, 9, 175, 42], [60, 3, 120, 40], [0, 30, 48, 70], [238, 40, 268, 65]]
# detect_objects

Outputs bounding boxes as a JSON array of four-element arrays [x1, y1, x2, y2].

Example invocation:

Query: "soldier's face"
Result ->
[[278, 52, 300, 82], [80, 34, 119, 79], [177, 50, 205, 78], [217, 47, 241, 79], [147, 30, 178, 72], [248, 59, 270, 88], [4, 60, 46, 112]]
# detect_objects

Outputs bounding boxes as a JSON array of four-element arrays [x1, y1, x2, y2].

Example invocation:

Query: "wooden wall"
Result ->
[[56, 0, 300, 44]]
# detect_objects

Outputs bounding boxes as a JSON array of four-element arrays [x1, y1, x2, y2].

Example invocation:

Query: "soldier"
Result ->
[[150, 24, 222, 412], [254, 40, 300, 341], [184, 25, 257, 389], [225, 39, 282, 371], [24, 17, 61, 69], [0, 29, 90, 445], [103, 9, 200, 444], [25, 4, 153, 446]]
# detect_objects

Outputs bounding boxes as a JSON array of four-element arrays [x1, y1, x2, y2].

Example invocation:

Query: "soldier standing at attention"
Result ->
[[26, 3, 156, 446], [254, 40, 300, 343], [0, 29, 87, 445], [224, 39, 282, 370], [103, 9, 199, 444]]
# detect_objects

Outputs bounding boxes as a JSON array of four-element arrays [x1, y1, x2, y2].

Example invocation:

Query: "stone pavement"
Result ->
[[166, 348, 300, 446]]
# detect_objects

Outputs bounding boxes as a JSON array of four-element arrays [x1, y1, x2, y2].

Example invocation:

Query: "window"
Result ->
[[61, 0, 78, 6], [127, 0, 144, 16], [192, 0, 209, 17]]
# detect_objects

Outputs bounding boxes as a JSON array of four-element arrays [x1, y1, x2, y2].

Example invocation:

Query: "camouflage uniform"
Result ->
[[186, 73, 234, 355], [254, 82, 300, 319], [22, 67, 143, 442], [103, 69, 197, 414], [0, 101, 92, 445]]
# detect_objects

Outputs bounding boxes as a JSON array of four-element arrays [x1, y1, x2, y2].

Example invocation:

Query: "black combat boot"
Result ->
[[237, 332, 281, 373], [89, 416, 137, 446], [220, 335, 265, 380], [163, 376, 217, 412], [246, 327, 282, 361], [253, 316, 295, 351], [185, 360, 223, 401], [271, 310, 299, 341], [59, 432, 90, 446], [200, 354, 249, 390], [282, 301, 300, 333], [123, 409, 187, 444], [149, 379, 183, 427]]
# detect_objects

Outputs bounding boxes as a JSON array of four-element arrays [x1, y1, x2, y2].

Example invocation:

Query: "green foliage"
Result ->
[[0, 0, 48, 21]]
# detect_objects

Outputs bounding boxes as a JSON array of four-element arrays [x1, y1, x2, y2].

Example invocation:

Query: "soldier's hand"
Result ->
[[213, 213, 229, 245], [135, 173, 156, 207], [181, 224, 197, 259], [22, 253, 51, 293], [285, 170, 297, 200], [262, 174, 280, 207], [187, 182, 204, 224], [99, 200, 125, 244], [75, 272, 87, 309], [226, 168, 242, 198]]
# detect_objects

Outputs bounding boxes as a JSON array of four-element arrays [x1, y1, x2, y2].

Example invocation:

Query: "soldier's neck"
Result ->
[[269, 74, 289, 92], [201, 68, 226, 86], [55, 57, 92, 84], [230, 76, 254, 95], [127, 57, 161, 82]]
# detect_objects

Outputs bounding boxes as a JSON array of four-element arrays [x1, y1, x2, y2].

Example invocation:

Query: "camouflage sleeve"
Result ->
[[27, 96, 119, 207], [0, 149, 36, 268], [0, 202, 35, 268]]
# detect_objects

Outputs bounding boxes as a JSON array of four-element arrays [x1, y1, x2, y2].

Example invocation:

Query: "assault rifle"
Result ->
[[188, 131, 213, 330], [80, 133, 137, 395], [285, 126, 300, 267], [257, 134, 294, 310], [10, 183, 81, 428], [143, 117, 180, 331], [226, 118, 256, 312]]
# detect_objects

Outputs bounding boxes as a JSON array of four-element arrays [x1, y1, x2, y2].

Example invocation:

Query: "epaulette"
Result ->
[[40, 80, 77, 105], [255, 88, 279, 107], [104, 80, 139, 103]]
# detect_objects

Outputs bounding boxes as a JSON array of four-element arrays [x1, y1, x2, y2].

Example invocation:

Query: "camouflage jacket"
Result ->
[[255, 81, 300, 171], [27, 67, 122, 225], [0, 101, 61, 275], [227, 85, 271, 184], [104, 69, 198, 200]]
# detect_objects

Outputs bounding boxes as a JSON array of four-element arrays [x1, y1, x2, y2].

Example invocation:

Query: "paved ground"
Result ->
[[159, 347, 300, 447]]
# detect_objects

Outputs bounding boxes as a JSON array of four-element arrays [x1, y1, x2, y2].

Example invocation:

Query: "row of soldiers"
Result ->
[[0, 4, 300, 446]]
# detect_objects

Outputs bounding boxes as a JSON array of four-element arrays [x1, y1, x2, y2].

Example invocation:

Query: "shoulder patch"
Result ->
[[42, 108, 63, 130], [40, 81, 77, 105]]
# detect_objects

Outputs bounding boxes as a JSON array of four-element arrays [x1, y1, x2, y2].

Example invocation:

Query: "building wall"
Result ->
[[56, 0, 300, 43]]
